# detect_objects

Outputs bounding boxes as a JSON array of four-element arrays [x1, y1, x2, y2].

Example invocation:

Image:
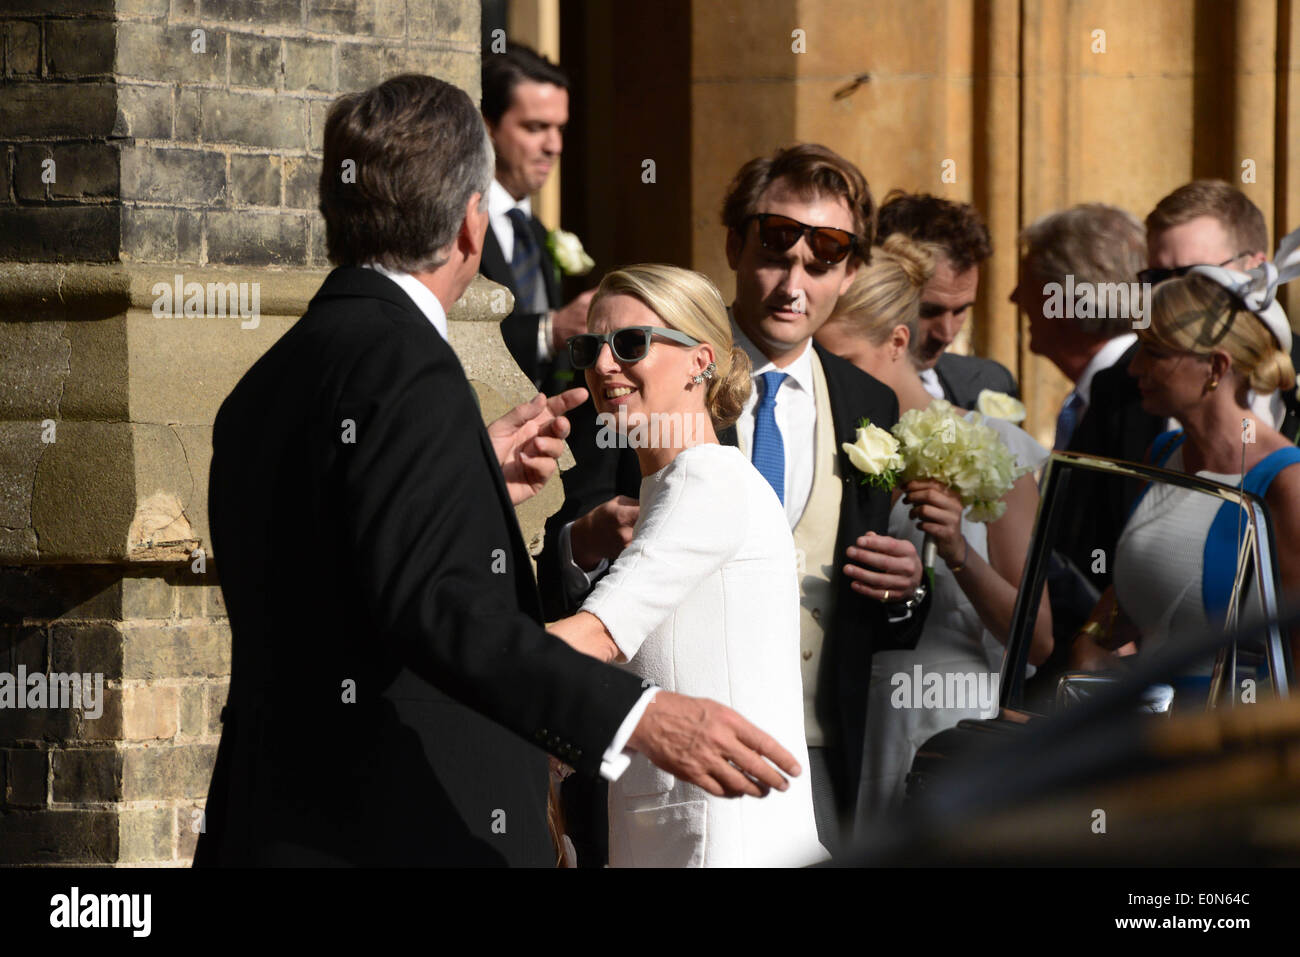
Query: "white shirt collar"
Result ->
[[730, 312, 815, 395], [917, 366, 945, 400], [361, 263, 448, 341], [489, 178, 531, 219], [1076, 332, 1136, 406]]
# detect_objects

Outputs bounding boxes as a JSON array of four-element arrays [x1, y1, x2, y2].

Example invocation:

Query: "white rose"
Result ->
[[548, 228, 595, 276], [976, 389, 1027, 423], [842, 423, 902, 477]]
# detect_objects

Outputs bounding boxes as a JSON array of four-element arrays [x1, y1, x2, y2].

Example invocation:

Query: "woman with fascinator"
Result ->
[[1071, 228, 1300, 682], [546, 264, 827, 868]]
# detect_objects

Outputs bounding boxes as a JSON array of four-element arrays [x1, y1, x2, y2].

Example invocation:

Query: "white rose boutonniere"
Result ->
[[547, 228, 595, 277], [841, 419, 903, 492], [975, 389, 1027, 423]]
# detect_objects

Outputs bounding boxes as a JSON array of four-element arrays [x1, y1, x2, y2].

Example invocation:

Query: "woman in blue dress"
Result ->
[[1070, 236, 1300, 686]]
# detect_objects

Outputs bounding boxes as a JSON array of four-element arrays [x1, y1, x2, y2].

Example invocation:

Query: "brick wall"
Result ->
[[0, 0, 479, 266], [1, 566, 228, 865]]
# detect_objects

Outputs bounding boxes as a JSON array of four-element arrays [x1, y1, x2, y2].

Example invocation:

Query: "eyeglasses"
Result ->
[[1137, 253, 1254, 286], [745, 213, 859, 265], [567, 326, 702, 369]]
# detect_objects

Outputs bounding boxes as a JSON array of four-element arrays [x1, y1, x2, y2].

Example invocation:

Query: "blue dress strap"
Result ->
[[1149, 429, 1186, 467], [1202, 445, 1300, 619]]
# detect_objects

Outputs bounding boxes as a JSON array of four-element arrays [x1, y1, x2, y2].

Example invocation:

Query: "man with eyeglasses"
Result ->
[[1142, 179, 1300, 441]]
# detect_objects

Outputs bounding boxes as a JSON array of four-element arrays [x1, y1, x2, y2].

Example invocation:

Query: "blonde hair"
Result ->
[[1143, 273, 1297, 395], [829, 234, 938, 344], [589, 264, 752, 429]]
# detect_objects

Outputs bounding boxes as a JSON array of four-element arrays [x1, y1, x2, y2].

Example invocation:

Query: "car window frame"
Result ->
[[998, 450, 1291, 711]]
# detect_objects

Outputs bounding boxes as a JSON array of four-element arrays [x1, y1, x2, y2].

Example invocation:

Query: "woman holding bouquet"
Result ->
[[815, 236, 1054, 823], [547, 264, 827, 867]]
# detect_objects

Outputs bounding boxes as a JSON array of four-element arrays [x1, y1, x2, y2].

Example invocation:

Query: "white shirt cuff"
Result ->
[[559, 521, 609, 601], [600, 686, 659, 781], [537, 311, 555, 363]]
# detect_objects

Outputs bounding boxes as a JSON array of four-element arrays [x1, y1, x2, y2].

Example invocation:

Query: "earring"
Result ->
[[691, 361, 716, 385], [1207, 377, 1219, 392]]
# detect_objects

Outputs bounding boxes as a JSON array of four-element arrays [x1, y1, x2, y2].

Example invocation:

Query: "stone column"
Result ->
[[0, 0, 554, 866]]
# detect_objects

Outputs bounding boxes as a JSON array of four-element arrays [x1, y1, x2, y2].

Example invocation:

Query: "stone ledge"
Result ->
[[1, 262, 565, 563], [0, 262, 514, 324]]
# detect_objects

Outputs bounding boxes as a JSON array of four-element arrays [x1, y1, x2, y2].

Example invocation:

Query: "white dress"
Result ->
[[857, 415, 1049, 823], [1113, 446, 1238, 678], [582, 443, 827, 868]]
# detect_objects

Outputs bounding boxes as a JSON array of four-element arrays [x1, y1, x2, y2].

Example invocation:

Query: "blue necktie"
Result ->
[[752, 371, 788, 503], [506, 207, 547, 313], [1054, 391, 1085, 450]]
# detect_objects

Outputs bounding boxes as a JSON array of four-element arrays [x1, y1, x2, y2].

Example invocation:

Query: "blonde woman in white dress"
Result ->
[[815, 236, 1054, 825], [549, 264, 827, 868]]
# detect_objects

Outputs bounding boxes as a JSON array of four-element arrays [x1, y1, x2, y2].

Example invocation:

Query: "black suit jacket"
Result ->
[[480, 214, 565, 387], [1060, 344, 1167, 589], [1282, 340, 1300, 442], [1028, 343, 1167, 706], [810, 343, 928, 812], [933, 352, 1019, 408], [193, 267, 644, 867]]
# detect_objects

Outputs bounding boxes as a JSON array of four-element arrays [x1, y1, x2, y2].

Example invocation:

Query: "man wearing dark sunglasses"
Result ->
[[718, 145, 929, 852]]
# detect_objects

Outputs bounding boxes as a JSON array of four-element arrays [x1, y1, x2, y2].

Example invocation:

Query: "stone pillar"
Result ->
[[569, 0, 1299, 449], [0, 0, 551, 866]]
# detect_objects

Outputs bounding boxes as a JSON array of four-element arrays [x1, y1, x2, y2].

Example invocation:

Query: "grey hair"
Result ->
[[408, 118, 495, 271], [320, 74, 498, 273], [1019, 203, 1147, 337]]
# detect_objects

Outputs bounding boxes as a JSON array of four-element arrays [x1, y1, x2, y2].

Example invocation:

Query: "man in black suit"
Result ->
[[549, 146, 930, 854], [1144, 179, 1300, 441], [1011, 203, 1166, 704], [480, 43, 593, 394], [876, 191, 1019, 408], [194, 74, 802, 867]]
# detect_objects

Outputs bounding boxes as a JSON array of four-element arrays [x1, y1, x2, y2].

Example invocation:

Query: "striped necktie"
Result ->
[[506, 207, 547, 313], [752, 371, 788, 503]]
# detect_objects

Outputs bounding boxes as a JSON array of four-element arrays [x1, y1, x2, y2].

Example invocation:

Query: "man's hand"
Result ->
[[570, 495, 640, 569], [626, 691, 801, 798], [488, 388, 587, 505], [550, 289, 596, 354], [843, 531, 923, 602]]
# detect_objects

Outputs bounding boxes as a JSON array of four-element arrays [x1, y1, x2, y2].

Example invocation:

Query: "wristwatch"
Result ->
[[895, 580, 928, 611]]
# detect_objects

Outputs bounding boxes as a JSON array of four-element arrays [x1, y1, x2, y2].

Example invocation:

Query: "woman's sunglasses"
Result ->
[[746, 212, 858, 265], [567, 326, 702, 369]]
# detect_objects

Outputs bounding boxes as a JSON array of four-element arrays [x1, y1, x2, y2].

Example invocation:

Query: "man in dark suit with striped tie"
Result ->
[[1012, 203, 1166, 706], [480, 42, 593, 394]]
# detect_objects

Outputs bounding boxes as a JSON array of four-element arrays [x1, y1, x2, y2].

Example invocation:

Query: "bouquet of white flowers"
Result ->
[[842, 398, 1030, 570], [975, 389, 1027, 423]]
